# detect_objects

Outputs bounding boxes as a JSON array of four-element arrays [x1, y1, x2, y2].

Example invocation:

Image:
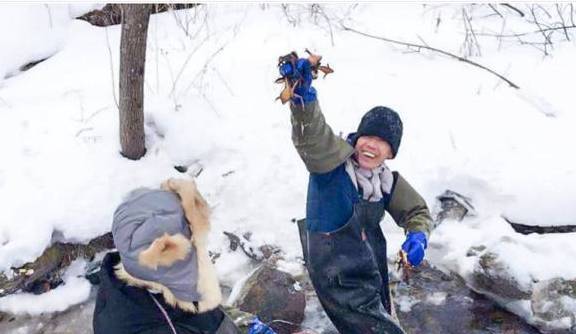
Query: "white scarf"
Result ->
[[345, 158, 394, 202]]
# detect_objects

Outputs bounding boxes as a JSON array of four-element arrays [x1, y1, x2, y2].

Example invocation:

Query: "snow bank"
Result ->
[[0, 4, 100, 82]]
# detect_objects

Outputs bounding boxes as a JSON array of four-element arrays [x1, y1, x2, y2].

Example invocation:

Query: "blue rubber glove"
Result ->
[[279, 58, 317, 104], [248, 316, 277, 334], [401, 231, 427, 267]]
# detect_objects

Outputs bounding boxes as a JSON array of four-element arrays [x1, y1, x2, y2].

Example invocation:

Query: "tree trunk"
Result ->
[[119, 4, 151, 160]]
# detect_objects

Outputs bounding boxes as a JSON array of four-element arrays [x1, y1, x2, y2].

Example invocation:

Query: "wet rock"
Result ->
[[394, 262, 542, 334], [233, 263, 305, 331], [471, 252, 532, 300], [269, 319, 301, 333], [531, 278, 576, 330], [221, 305, 254, 332]]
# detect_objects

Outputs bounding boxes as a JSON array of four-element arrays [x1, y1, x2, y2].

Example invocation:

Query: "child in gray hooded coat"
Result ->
[[93, 179, 239, 334]]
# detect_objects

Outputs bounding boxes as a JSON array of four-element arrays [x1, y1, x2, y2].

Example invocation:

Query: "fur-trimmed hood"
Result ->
[[112, 187, 221, 313]]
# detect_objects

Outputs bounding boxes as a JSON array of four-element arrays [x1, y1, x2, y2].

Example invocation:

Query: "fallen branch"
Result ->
[[0, 233, 114, 297], [77, 4, 200, 27], [502, 216, 576, 234], [341, 24, 520, 89]]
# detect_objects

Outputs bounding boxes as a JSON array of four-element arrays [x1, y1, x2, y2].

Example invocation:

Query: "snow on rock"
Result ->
[[0, 259, 91, 315], [532, 278, 576, 331]]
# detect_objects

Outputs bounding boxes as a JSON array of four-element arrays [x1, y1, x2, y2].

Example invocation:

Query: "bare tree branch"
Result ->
[[476, 25, 576, 38], [488, 4, 504, 18], [501, 3, 525, 17], [461, 6, 482, 57], [530, 5, 552, 55], [556, 4, 571, 41], [341, 24, 520, 89]]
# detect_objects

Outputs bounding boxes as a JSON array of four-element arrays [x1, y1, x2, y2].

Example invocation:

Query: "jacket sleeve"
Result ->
[[290, 100, 354, 174], [387, 172, 433, 238]]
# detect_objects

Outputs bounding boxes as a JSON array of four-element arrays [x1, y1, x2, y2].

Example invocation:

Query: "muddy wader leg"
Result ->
[[358, 201, 393, 314], [297, 217, 405, 334]]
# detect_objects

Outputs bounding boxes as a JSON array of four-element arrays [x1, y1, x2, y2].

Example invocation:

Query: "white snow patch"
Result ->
[[425, 292, 447, 306], [396, 294, 421, 313]]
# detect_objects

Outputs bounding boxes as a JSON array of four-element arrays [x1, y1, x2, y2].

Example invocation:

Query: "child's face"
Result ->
[[354, 136, 393, 169]]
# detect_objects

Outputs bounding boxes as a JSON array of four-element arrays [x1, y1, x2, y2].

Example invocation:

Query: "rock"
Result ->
[[466, 245, 487, 257], [435, 190, 476, 223], [471, 252, 532, 300], [223, 231, 282, 262], [269, 319, 301, 333], [221, 305, 254, 332], [19, 58, 48, 72], [0, 232, 114, 297], [0, 293, 96, 334], [531, 278, 576, 330], [233, 263, 306, 331], [394, 262, 542, 334], [174, 165, 188, 173]]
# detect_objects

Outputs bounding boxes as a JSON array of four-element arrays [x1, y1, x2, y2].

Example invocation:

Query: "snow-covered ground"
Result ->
[[0, 3, 575, 329]]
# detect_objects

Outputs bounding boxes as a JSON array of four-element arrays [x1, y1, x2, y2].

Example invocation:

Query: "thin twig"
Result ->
[[0, 95, 10, 108], [75, 127, 94, 137], [104, 26, 119, 109], [556, 4, 571, 41], [488, 4, 504, 18], [316, 5, 335, 46], [476, 25, 576, 38], [44, 5, 53, 28], [461, 7, 481, 57], [84, 106, 108, 123], [501, 3, 525, 17], [536, 4, 553, 19], [530, 5, 552, 55], [169, 34, 210, 97], [341, 24, 520, 89], [180, 43, 227, 100]]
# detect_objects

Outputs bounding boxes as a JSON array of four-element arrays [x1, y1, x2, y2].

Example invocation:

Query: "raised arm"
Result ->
[[290, 100, 354, 174], [280, 56, 353, 173]]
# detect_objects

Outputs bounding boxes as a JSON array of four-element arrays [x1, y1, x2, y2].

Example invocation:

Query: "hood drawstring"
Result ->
[[150, 292, 178, 334]]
